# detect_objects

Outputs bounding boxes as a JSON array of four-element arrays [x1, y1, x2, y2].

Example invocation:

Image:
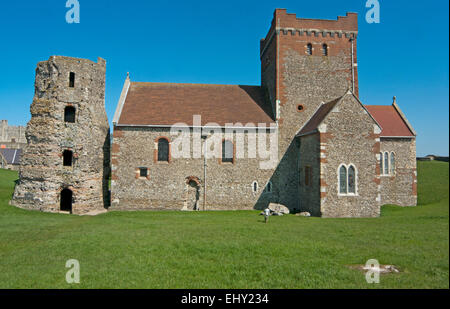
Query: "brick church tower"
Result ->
[[260, 9, 359, 209], [11, 56, 110, 214]]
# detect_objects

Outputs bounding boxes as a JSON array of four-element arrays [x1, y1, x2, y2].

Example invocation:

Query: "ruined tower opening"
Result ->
[[64, 106, 76, 123], [63, 150, 73, 166], [69, 72, 75, 88], [60, 188, 73, 213]]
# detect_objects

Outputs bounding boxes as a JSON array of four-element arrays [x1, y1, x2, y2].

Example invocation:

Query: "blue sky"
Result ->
[[0, 0, 448, 156]]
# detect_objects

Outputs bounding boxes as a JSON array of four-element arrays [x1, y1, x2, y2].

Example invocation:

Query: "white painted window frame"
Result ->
[[251, 181, 259, 193], [337, 163, 359, 197], [380, 151, 396, 176]]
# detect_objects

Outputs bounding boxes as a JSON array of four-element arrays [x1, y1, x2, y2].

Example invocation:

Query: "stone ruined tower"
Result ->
[[259, 9, 359, 210], [11, 56, 110, 214]]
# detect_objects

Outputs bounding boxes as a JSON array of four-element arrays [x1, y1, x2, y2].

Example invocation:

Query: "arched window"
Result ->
[[339, 165, 347, 194], [222, 140, 234, 163], [64, 106, 76, 123], [252, 181, 258, 193], [339, 165, 357, 195], [384, 152, 389, 175], [322, 44, 328, 56], [266, 181, 272, 193], [63, 150, 73, 167], [157, 138, 169, 162], [348, 165, 356, 194], [390, 152, 395, 175], [339, 165, 358, 195], [306, 43, 313, 55]]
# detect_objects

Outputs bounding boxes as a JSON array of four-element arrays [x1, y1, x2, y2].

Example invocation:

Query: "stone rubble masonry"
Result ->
[[316, 93, 381, 218], [10, 56, 110, 215], [379, 138, 417, 206], [110, 126, 276, 211]]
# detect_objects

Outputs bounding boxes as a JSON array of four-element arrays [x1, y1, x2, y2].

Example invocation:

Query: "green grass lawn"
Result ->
[[0, 161, 448, 289]]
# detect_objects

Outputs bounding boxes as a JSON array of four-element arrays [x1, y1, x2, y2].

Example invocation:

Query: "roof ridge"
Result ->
[[131, 82, 261, 88]]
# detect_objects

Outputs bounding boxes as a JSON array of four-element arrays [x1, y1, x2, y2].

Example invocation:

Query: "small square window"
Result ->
[[140, 168, 148, 177]]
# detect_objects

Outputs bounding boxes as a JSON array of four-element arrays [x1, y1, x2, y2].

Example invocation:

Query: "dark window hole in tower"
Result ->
[[64, 106, 76, 123], [63, 150, 73, 166], [69, 72, 75, 88]]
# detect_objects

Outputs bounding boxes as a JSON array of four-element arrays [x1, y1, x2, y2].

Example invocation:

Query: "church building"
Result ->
[[110, 9, 417, 217]]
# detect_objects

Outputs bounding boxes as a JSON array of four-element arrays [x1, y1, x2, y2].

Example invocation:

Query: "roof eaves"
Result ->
[[297, 129, 319, 137], [380, 135, 416, 139], [115, 123, 278, 129]]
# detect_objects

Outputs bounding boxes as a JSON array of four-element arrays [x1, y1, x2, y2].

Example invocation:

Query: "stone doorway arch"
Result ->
[[182, 176, 201, 211], [60, 188, 73, 213]]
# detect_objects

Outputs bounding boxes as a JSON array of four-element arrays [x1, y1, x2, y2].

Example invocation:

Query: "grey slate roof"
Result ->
[[0, 148, 22, 165]]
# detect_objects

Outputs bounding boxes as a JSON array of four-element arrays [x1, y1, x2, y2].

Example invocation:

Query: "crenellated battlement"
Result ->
[[261, 9, 358, 56]]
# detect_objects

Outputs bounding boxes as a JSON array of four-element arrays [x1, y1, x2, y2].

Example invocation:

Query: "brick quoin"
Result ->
[[111, 143, 120, 154], [319, 133, 333, 143], [113, 128, 123, 138]]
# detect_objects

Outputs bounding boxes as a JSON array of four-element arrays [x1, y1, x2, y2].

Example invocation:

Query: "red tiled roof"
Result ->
[[365, 105, 415, 137], [297, 97, 342, 136], [118, 82, 275, 126]]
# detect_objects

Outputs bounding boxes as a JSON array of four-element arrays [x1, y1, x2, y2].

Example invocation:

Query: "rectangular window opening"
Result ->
[[139, 168, 148, 178], [69, 72, 75, 88]]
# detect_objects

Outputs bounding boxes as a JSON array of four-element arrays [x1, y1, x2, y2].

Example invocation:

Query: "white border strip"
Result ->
[[113, 75, 131, 125]]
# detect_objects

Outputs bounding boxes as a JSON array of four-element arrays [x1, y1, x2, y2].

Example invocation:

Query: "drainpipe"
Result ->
[[350, 37, 355, 93], [201, 133, 208, 211]]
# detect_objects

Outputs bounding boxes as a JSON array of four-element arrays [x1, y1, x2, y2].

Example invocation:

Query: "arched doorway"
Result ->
[[183, 176, 200, 211], [60, 188, 73, 213]]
